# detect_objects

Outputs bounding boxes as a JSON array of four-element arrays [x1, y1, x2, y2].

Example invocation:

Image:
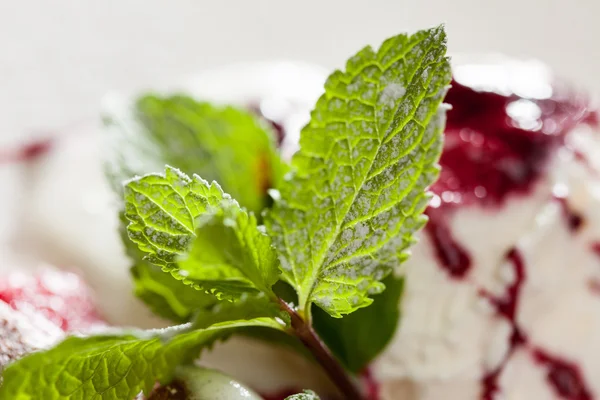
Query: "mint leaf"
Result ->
[[0, 321, 266, 400], [286, 390, 321, 399], [107, 95, 285, 321], [123, 165, 226, 269], [178, 200, 280, 300], [131, 262, 216, 323], [124, 166, 280, 302], [313, 275, 404, 372], [119, 195, 218, 324], [193, 293, 289, 329], [265, 26, 450, 317], [105, 94, 283, 214]]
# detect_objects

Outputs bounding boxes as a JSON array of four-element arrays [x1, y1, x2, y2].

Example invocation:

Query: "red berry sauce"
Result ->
[[480, 249, 528, 400], [533, 349, 592, 400]]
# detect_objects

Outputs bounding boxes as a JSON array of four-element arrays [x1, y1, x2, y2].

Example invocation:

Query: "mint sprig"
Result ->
[[1, 26, 451, 400], [107, 95, 283, 322]]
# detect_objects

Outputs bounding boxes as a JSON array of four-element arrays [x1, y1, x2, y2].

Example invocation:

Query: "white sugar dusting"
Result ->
[[279, 255, 292, 272], [380, 83, 406, 108], [355, 222, 370, 238]]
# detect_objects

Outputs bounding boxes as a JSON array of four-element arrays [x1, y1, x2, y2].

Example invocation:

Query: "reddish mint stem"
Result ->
[[277, 298, 364, 400]]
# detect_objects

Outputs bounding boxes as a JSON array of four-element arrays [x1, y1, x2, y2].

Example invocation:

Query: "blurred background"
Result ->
[[1, 0, 599, 147]]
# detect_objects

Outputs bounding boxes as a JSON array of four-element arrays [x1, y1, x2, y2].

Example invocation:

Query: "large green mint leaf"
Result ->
[[265, 26, 451, 317], [313, 275, 404, 372], [0, 320, 267, 400], [286, 390, 321, 400], [124, 166, 280, 301], [105, 94, 283, 214]]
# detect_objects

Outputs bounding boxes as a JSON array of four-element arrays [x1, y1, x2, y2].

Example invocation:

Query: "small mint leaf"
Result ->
[[179, 200, 280, 300], [313, 275, 404, 372], [265, 26, 450, 317], [286, 390, 321, 399], [105, 94, 283, 215], [124, 166, 280, 303], [124, 165, 227, 270], [0, 321, 266, 400]]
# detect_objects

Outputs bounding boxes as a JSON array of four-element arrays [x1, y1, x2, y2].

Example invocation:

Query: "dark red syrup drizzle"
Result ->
[[555, 196, 584, 233], [437, 75, 596, 399], [533, 349, 593, 400], [424, 207, 471, 279], [479, 244, 594, 399], [480, 248, 528, 400], [484, 249, 526, 323]]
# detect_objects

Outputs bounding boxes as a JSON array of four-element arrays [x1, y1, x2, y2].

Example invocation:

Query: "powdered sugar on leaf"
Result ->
[[265, 26, 451, 317], [123, 166, 280, 302]]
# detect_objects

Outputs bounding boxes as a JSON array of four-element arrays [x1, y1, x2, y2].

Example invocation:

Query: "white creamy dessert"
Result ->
[[374, 60, 600, 400], [3, 58, 600, 400]]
